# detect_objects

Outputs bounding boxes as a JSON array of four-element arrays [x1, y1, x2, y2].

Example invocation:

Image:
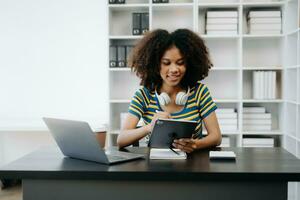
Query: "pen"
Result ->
[[169, 147, 180, 155]]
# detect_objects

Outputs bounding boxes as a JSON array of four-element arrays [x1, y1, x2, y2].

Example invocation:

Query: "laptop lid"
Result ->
[[43, 118, 110, 164]]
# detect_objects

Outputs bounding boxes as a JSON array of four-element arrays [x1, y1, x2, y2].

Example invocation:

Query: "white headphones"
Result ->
[[155, 87, 190, 106]]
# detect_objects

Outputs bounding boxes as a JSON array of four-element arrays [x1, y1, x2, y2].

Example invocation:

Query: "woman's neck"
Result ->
[[160, 84, 182, 96]]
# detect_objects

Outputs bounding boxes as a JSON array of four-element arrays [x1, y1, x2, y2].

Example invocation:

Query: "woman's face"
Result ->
[[160, 46, 186, 88]]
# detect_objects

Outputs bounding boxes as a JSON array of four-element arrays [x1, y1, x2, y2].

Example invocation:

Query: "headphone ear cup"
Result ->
[[159, 92, 171, 106], [176, 91, 188, 105]]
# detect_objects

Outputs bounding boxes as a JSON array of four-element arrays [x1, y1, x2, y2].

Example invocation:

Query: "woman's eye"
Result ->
[[162, 62, 170, 65], [177, 61, 184, 65]]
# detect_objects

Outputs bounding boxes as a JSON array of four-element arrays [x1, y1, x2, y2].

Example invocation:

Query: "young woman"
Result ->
[[117, 29, 221, 153]]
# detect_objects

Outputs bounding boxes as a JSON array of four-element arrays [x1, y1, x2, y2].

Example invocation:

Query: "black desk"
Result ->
[[1, 147, 300, 200]]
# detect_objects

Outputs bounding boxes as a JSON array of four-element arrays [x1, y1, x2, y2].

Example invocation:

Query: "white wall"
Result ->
[[0, 0, 108, 165], [0, 0, 109, 130]]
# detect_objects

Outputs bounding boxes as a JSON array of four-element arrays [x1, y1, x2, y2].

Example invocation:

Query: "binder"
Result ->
[[108, 0, 116, 4], [126, 45, 134, 67], [152, 0, 161, 3], [117, 46, 126, 67], [116, 0, 125, 3], [141, 13, 149, 34], [109, 45, 117, 68], [161, 0, 169, 3], [132, 13, 141, 35]]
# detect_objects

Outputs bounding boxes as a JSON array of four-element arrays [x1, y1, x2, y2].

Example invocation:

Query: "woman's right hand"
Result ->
[[147, 111, 171, 132]]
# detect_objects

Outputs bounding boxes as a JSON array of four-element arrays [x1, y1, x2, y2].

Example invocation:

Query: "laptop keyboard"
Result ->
[[106, 151, 143, 162]]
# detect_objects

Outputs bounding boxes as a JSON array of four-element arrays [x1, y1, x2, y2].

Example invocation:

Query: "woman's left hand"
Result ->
[[172, 138, 198, 153]]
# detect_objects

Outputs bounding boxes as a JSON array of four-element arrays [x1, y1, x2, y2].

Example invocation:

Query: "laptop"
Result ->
[[43, 118, 144, 165]]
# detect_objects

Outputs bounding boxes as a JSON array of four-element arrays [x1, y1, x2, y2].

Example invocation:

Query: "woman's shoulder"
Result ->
[[134, 86, 155, 102], [193, 81, 207, 91]]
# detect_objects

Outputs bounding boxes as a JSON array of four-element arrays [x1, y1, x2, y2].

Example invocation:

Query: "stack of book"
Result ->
[[206, 10, 238, 35], [247, 10, 282, 35], [243, 107, 272, 131], [243, 137, 274, 147], [252, 71, 277, 99], [215, 108, 238, 132]]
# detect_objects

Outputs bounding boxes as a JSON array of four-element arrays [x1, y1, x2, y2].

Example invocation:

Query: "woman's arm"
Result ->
[[173, 112, 222, 153], [117, 114, 151, 148], [117, 111, 171, 148]]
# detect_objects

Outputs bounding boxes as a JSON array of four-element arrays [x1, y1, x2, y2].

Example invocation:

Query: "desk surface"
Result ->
[[1, 147, 300, 181]]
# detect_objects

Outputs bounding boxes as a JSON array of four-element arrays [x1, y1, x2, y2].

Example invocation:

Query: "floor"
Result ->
[[0, 185, 22, 200]]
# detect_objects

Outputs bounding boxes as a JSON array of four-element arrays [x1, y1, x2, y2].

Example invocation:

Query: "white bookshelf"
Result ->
[[108, 1, 299, 193]]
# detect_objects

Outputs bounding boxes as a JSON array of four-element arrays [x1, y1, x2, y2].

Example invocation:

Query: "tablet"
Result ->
[[148, 118, 198, 148]]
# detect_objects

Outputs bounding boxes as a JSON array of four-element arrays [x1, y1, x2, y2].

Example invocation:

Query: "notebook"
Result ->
[[209, 151, 236, 160], [149, 148, 187, 160]]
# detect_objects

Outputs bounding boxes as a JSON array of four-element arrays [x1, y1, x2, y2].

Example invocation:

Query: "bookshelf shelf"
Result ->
[[198, 3, 240, 8], [109, 68, 131, 71], [214, 99, 240, 103], [242, 99, 283, 103], [243, 66, 282, 70], [152, 3, 194, 7], [242, 34, 283, 38], [242, 130, 283, 135], [201, 35, 239, 39], [108, 4, 149, 8], [109, 35, 143, 39], [242, 2, 285, 7]]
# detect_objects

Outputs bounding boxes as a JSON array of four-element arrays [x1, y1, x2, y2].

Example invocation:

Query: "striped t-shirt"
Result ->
[[128, 82, 217, 138]]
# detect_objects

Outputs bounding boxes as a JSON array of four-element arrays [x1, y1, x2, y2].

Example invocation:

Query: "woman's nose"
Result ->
[[169, 63, 179, 72]]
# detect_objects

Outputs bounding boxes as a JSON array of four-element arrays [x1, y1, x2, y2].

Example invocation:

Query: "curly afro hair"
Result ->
[[128, 28, 213, 91]]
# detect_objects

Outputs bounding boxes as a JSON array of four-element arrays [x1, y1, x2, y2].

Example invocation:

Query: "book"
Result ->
[[243, 119, 272, 125], [243, 125, 271, 131], [271, 71, 276, 99], [249, 23, 281, 30], [108, 0, 116, 4], [243, 113, 271, 119], [141, 13, 149, 34], [219, 124, 238, 131], [216, 108, 236, 113], [132, 13, 141, 35], [216, 113, 238, 118], [117, 46, 126, 67], [206, 30, 238, 35], [206, 18, 238, 24], [218, 118, 238, 125], [206, 24, 237, 30], [243, 138, 274, 145], [109, 45, 117, 68], [207, 11, 238, 18], [209, 151, 236, 160], [116, 0, 125, 3], [243, 107, 266, 113], [249, 30, 281, 34], [248, 11, 281, 18], [125, 45, 133, 67], [249, 17, 282, 24], [149, 148, 187, 160]]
